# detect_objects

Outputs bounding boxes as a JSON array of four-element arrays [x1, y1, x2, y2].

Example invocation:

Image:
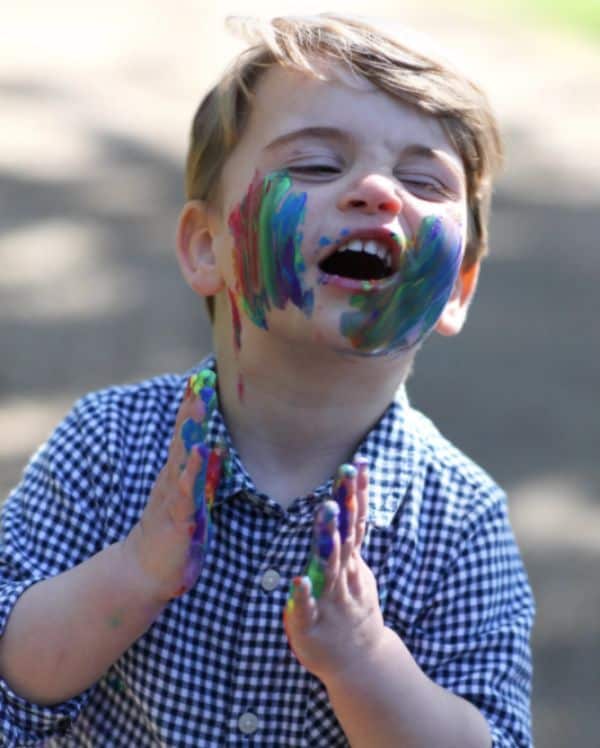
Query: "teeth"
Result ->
[[332, 238, 394, 270], [346, 239, 363, 252]]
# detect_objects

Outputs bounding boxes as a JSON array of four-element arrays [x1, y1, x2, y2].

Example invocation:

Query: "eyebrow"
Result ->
[[263, 127, 351, 151], [401, 144, 463, 178]]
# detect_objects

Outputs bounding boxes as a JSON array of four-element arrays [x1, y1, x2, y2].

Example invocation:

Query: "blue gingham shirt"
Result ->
[[0, 356, 534, 747]]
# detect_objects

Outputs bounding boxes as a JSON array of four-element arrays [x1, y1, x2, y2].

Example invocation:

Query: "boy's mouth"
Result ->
[[317, 232, 400, 283]]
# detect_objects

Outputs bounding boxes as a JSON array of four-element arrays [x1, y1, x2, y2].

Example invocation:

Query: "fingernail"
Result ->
[[338, 463, 357, 480], [300, 575, 312, 596]]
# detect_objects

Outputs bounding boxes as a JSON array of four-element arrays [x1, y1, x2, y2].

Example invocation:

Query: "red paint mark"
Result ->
[[188, 524, 196, 538], [228, 171, 264, 314], [173, 585, 187, 598], [227, 287, 243, 353], [237, 373, 245, 404]]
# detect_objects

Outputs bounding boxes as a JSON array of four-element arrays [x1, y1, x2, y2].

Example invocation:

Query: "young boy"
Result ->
[[0, 14, 534, 747]]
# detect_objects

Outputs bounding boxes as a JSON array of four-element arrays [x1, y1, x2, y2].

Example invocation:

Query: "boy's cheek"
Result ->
[[225, 170, 314, 331], [337, 214, 464, 355]]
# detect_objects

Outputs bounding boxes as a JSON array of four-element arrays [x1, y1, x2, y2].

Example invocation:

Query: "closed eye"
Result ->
[[399, 177, 453, 201], [287, 164, 342, 177]]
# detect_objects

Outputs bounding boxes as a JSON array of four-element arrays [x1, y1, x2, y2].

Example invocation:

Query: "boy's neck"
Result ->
[[213, 328, 414, 508]]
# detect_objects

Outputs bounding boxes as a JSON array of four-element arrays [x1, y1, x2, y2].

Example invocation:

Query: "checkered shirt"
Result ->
[[0, 355, 534, 747]]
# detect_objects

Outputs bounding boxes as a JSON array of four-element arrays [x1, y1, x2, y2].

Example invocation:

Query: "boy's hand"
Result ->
[[283, 460, 386, 684], [124, 372, 222, 605]]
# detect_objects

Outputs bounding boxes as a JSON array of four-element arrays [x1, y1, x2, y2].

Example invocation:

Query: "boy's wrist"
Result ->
[[323, 626, 492, 748], [120, 525, 172, 609], [322, 625, 409, 695]]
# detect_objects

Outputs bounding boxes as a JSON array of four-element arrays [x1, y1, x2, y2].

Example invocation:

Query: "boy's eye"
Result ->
[[287, 164, 342, 177], [398, 175, 453, 200]]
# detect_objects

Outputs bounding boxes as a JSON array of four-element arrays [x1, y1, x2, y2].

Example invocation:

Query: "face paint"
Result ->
[[228, 170, 314, 330], [226, 288, 245, 405], [340, 216, 463, 355], [227, 287, 243, 353]]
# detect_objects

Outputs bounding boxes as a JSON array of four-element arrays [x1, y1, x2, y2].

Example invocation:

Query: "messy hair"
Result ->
[[185, 14, 503, 319]]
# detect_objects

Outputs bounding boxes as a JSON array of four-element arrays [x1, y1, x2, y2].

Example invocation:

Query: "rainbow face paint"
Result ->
[[228, 170, 314, 330], [340, 216, 463, 355]]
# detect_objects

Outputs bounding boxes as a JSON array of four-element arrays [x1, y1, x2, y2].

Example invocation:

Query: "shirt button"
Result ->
[[261, 569, 281, 592], [238, 711, 259, 734]]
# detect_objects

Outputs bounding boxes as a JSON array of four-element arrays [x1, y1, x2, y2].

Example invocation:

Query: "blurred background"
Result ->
[[1, 1, 598, 744]]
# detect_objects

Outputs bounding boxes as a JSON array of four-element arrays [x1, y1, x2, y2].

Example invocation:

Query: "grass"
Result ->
[[503, 0, 600, 41]]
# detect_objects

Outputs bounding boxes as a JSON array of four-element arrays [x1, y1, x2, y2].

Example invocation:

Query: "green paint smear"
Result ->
[[230, 171, 314, 329], [340, 215, 462, 355], [305, 555, 326, 599]]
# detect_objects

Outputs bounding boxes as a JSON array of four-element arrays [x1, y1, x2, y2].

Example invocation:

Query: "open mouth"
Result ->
[[318, 238, 395, 281]]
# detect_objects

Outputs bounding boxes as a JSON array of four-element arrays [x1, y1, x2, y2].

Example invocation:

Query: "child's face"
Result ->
[[211, 63, 468, 357]]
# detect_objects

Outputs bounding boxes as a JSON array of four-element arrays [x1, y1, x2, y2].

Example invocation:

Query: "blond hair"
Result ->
[[186, 14, 503, 316]]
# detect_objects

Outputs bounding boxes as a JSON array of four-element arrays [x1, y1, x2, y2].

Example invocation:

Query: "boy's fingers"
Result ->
[[307, 501, 340, 599], [167, 394, 206, 483], [353, 457, 369, 549], [318, 501, 341, 597], [332, 464, 356, 549], [171, 445, 203, 524], [285, 576, 317, 633], [336, 465, 357, 566], [167, 370, 218, 482]]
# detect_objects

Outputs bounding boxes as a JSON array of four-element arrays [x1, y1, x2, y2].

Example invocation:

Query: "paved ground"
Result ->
[[1, 2, 599, 745]]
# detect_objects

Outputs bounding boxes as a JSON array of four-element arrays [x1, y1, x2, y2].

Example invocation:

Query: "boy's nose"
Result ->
[[337, 174, 403, 216]]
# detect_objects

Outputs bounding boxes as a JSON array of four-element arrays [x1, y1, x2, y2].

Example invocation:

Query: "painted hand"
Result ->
[[124, 370, 223, 604], [283, 460, 385, 684]]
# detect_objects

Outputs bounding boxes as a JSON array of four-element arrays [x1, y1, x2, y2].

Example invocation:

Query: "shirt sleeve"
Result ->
[[407, 491, 535, 748], [0, 396, 112, 746]]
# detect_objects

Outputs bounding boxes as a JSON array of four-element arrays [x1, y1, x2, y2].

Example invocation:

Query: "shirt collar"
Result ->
[[186, 355, 421, 526]]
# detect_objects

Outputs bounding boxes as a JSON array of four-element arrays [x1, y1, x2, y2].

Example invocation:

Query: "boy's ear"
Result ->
[[434, 261, 480, 337], [175, 200, 224, 297]]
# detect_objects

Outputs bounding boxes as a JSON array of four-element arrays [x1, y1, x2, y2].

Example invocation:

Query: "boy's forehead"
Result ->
[[248, 62, 456, 156], [252, 62, 378, 120]]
